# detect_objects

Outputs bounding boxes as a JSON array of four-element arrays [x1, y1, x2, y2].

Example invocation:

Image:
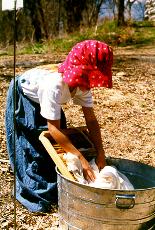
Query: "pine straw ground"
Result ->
[[0, 45, 155, 229]]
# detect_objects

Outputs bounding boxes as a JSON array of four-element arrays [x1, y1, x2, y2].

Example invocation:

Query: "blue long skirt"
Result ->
[[5, 77, 67, 212]]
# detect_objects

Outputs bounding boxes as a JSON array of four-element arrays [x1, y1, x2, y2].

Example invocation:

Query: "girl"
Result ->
[[5, 40, 113, 212]]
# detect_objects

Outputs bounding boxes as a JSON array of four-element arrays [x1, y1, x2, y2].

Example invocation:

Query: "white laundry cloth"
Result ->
[[63, 153, 134, 190], [63, 152, 86, 184]]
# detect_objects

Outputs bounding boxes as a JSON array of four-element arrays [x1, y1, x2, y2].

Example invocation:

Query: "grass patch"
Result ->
[[1, 20, 155, 55]]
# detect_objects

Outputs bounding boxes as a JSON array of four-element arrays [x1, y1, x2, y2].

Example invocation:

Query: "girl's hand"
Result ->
[[95, 151, 107, 171], [79, 156, 96, 182]]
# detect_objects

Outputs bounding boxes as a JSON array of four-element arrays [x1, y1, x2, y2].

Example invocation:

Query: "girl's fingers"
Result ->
[[83, 168, 95, 182]]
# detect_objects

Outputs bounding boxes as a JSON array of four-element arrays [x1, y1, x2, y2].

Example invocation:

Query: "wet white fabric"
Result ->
[[63, 153, 134, 190]]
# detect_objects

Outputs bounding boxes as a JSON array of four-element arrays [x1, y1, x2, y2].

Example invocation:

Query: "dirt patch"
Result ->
[[0, 45, 155, 229]]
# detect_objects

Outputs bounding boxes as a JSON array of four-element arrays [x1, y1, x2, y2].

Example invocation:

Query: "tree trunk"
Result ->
[[80, 0, 104, 28], [25, 0, 44, 42], [117, 0, 125, 26], [37, 0, 49, 39], [64, 0, 86, 33]]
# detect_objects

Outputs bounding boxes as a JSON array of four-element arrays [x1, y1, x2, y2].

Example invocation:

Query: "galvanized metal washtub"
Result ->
[[57, 157, 155, 230]]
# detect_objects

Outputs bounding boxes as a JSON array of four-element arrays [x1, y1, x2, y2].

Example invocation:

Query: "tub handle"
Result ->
[[115, 194, 135, 209]]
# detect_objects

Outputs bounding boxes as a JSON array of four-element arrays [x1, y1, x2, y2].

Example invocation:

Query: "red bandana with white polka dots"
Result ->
[[58, 40, 113, 89]]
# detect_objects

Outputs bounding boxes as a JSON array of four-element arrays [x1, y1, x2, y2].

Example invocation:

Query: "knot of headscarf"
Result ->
[[58, 40, 113, 89]]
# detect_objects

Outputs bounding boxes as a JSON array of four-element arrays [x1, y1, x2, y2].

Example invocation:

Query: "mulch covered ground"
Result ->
[[0, 45, 155, 229]]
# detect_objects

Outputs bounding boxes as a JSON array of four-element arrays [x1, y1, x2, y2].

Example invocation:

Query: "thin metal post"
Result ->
[[13, 1, 17, 229]]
